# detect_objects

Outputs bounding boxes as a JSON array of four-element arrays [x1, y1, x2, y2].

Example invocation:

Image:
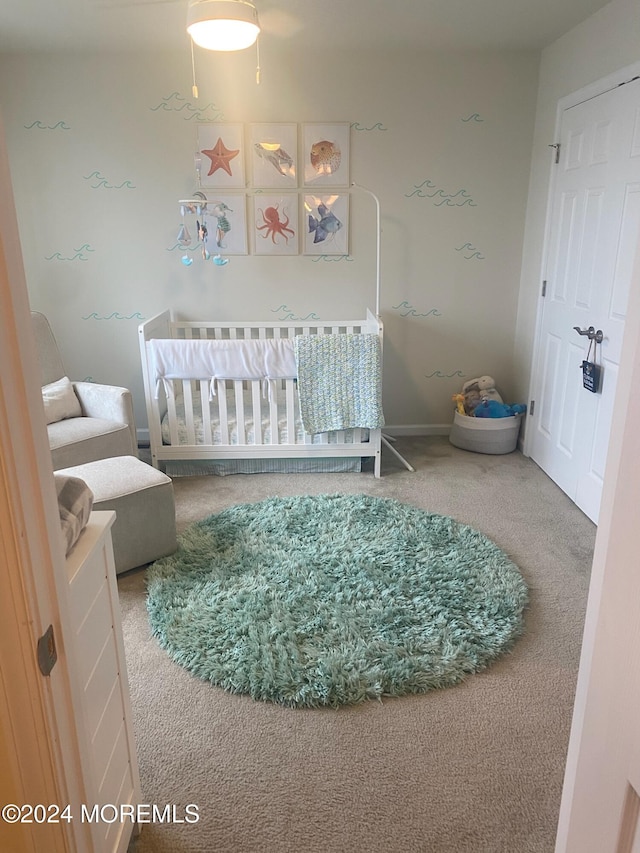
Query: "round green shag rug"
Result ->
[[146, 494, 528, 709]]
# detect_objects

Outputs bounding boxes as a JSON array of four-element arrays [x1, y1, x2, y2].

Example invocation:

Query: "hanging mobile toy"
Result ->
[[193, 190, 208, 216], [177, 222, 191, 246], [210, 201, 232, 249], [197, 218, 210, 260], [177, 221, 193, 266]]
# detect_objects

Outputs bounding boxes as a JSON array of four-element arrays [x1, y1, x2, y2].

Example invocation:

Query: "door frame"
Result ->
[[553, 165, 640, 853], [0, 113, 92, 852], [524, 59, 640, 461]]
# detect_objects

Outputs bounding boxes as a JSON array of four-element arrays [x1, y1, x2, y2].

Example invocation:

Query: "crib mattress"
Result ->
[[160, 391, 370, 447]]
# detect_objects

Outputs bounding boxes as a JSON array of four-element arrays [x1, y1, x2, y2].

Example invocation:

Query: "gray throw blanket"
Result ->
[[294, 333, 385, 434], [54, 473, 94, 556]]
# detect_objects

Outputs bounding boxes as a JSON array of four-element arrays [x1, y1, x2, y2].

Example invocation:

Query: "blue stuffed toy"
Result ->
[[473, 400, 527, 418]]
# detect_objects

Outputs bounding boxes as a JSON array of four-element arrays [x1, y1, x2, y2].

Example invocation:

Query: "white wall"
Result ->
[[514, 0, 640, 407], [0, 45, 538, 435]]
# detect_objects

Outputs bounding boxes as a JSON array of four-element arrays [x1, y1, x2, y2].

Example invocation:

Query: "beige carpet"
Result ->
[[119, 437, 595, 853]]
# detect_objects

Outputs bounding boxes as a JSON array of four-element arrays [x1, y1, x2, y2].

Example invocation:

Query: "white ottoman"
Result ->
[[56, 455, 177, 574]]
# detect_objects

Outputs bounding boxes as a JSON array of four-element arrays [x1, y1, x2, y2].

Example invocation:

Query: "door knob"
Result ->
[[573, 326, 603, 344]]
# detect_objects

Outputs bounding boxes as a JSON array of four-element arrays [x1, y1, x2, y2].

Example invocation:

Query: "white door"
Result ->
[[528, 76, 640, 523], [554, 205, 640, 853]]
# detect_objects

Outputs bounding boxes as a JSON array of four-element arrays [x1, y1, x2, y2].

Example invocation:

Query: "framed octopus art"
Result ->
[[252, 194, 299, 255]]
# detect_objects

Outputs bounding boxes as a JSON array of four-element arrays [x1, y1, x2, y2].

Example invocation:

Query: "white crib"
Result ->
[[138, 310, 383, 477]]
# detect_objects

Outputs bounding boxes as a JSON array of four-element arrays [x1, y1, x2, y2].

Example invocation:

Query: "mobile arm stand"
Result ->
[[351, 182, 415, 473]]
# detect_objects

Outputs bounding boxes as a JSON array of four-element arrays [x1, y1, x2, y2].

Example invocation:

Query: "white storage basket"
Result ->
[[449, 411, 523, 455]]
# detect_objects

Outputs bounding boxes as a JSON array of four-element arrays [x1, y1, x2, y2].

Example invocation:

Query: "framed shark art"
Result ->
[[250, 123, 298, 189]]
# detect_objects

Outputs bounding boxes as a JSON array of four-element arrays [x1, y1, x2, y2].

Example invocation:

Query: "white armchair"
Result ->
[[32, 311, 137, 470]]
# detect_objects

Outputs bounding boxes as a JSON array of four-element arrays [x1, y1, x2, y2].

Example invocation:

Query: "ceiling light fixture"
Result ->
[[187, 0, 260, 51]]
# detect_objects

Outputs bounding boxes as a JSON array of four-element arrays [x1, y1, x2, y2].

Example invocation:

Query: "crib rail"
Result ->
[[138, 310, 383, 476], [169, 309, 380, 341]]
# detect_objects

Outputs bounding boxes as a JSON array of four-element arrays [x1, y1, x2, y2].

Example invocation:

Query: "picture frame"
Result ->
[[196, 123, 245, 189], [253, 194, 299, 255], [302, 122, 350, 187], [303, 193, 349, 255], [250, 123, 298, 188], [200, 194, 248, 256]]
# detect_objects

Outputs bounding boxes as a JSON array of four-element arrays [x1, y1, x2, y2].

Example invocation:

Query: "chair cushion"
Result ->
[[42, 376, 82, 424], [48, 418, 135, 470], [56, 457, 176, 573]]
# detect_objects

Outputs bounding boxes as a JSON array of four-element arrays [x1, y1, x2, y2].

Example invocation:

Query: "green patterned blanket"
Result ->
[[294, 333, 385, 434]]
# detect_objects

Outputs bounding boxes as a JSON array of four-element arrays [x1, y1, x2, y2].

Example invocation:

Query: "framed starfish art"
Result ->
[[197, 123, 245, 189]]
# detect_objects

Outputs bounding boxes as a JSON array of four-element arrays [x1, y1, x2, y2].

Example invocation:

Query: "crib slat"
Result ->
[[218, 380, 229, 444], [182, 381, 196, 445], [269, 383, 279, 445], [251, 380, 262, 445], [199, 380, 212, 445], [285, 379, 296, 444], [234, 380, 246, 444], [166, 386, 180, 445]]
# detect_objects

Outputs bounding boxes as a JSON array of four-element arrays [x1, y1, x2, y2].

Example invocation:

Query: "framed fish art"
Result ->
[[196, 123, 246, 189], [250, 123, 298, 188], [303, 193, 349, 256], [302, 123, 350, 188]]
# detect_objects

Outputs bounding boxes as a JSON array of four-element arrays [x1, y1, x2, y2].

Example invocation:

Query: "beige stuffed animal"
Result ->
[[462, 376, 503, 415]]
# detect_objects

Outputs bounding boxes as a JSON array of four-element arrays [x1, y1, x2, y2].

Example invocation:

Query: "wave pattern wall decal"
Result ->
[[270, 305, 321, 322], [82, 312, 146, 321], [150, 92, 224, 121], [310, 255, 353, 263], [392, 301, 442, 318], [45, 244, 95, 261], [425, 370, 467, 379], [24, 120, 70, 130], [351, 122, 388, 131], [83, 171, 136, 189], [455, 242, 485, 260], [405, 179, 477, 207]]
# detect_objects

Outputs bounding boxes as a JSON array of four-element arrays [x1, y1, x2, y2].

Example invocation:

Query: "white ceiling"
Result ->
[[0, 0, 611, 54]]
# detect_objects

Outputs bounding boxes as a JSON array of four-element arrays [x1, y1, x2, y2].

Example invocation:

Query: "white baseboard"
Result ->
[[382, 424, 451, 437]]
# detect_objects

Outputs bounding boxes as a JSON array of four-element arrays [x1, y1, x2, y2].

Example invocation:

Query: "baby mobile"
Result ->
[[177, 190, 230, 267]]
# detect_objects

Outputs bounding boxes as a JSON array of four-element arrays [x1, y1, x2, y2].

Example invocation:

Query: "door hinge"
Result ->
[[37, 624, 58, 677], [548, 143, 560, 164], [542, 280, 547, 297], [529, 400, 535, 416]]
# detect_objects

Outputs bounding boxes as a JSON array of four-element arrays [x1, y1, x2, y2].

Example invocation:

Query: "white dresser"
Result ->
[[65, 510, 142, 853]]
